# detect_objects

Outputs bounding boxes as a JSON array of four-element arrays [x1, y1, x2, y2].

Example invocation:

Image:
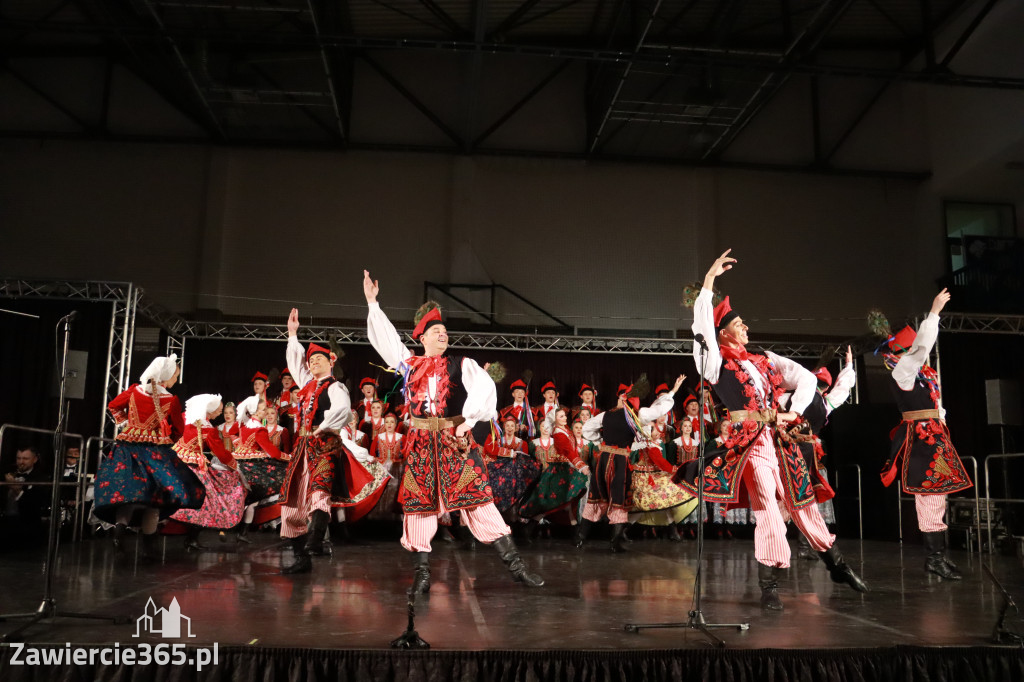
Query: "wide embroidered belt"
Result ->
[[729, 409, 777, 423], [410, 415, 466, 432], [902, 409, 941, 422], [599, 444, 631, 456]]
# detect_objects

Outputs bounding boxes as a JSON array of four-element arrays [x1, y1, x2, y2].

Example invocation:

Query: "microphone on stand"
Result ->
[[694, 333, 709, 351]]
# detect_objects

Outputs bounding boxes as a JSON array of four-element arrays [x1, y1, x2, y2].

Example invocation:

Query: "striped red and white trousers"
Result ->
[[744, 431, 834, 568], [582, 501, 629, 524], [402, 501, 511, 552], [914, 493, 948, 532], [279, 454, 331, 539]]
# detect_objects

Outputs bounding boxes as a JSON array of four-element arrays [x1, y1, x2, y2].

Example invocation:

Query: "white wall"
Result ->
[[1, 138, 927, 337]]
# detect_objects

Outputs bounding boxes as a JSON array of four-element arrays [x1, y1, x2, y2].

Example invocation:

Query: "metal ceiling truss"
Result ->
[[939, 313, 1024, 335], [5, 0, 1019, 176], [0, 279, 137, 439], [6, 278, 1024, 439], [8, 32, 1021, 89], [161, 317, 876, 360], [588, 0, 665, 153]]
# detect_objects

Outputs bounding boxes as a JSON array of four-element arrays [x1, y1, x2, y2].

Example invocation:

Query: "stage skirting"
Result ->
[[3, 645, 1023, 682]]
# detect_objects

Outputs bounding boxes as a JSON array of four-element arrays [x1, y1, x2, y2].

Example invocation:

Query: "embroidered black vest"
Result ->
[[713, 354, 781, 413], [299, 376, 337, 432], [803, 393, 828, 433], [407, 355, 468, 419], [601, 409, 634, 448], [889, 375, 939, 413]]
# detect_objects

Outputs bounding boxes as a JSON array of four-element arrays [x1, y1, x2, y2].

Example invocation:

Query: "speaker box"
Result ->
[[985, 379, 1022, 426], [51, 350, 88, 401]]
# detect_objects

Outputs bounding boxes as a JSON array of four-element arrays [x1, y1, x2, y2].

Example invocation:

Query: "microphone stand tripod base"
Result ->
[[1, 600, 128, 643], [623, 611, 749, 649], [390, 594, 430, 649]]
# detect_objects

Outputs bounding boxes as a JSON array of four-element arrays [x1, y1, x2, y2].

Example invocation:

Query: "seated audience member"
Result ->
[[2, 446, 49, 546]]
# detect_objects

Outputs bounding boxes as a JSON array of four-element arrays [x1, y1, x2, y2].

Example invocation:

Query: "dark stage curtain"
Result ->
[[0, 300, 113, 473], [2, 645, 1022, 682]]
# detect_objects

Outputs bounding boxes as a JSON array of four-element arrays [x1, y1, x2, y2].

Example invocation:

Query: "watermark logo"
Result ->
[[8, 597, 218, 670], [134, 597, 196, 639]]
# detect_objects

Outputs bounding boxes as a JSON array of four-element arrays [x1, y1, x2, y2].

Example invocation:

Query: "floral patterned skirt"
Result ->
[[367, 461, 404, 521], [520, 462, 588, 518], [93, 442, 205, 524], [236, 457, 288, 503], [631, 468, 696, 514], [631, 504, 699, 526], [171, 463, 246, 529], [485, 456, 542, 513], [344, 458, 392, 523]]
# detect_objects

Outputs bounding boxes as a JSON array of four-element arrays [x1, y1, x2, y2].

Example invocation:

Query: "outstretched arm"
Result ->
[[826, 346, 857, 412], [363, 270, 379, 305], [893, 289, 949, 391], [638, 374, 685, 422], [693, 250, 735, 384], [703, 248, 736, 291], [364, 270, 412, 368], [285, 308, 314, 386]]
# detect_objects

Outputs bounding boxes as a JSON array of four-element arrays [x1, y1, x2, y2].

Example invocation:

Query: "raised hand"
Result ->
[[672, 374, 686, 393], [930, 288, 951, 316], [703, 249, 736, 288], [845, 345, 853, 365], [287, 308, 300, 337], [363, 270, 380, 304]]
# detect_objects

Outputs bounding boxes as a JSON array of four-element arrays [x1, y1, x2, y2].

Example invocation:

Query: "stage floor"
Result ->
[[2, 530, 1022, 650]]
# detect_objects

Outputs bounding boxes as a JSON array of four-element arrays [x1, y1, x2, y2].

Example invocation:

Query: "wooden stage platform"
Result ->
[[1, 529, 1022, 680]]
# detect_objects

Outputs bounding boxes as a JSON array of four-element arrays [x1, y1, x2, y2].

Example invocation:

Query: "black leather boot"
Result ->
[[331, 519, 354, 545], [757, 562, 783, 611], [305, 510, 331, 556], [111, 523, 128, 554], [609, 523, 628, 553], [575, 519, 592, 549], [437, 526, 456, 543], [236, 523, 252, 545], [622, 524, 633, 544], [456, 524, 477, 551], [409, 551, 431, 595], [184, 526, 207, 551], [923, 531, 962, 580], [817, 544, 869, 592], [668, 525, 682, 541], [139, 533, 160, 562], [522, 519, 540, 545], [282, 536, 312, 575], [492, 535, 544, 587], [796, 534, 816, 560]]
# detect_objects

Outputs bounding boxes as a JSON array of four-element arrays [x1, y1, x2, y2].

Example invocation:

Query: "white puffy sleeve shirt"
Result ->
[[367, 302, 496, 428]]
